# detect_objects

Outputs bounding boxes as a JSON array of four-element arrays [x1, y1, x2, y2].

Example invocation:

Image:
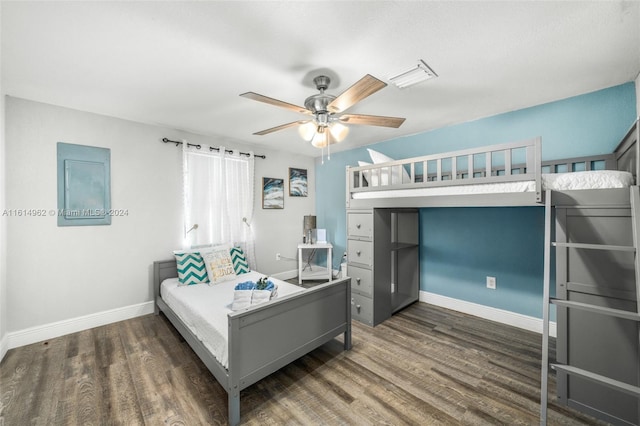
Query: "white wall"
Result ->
[[0, 93, 6, 359], [636, 72, 640, 116], [253, 153, 316, 276], [0, 0, 8, 360], [4, 97, 314, 348]]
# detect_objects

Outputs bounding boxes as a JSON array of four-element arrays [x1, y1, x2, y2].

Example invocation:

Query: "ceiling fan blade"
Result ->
[[339, 113, 405, 128], [240, 92, 311, 115], [327, 74, 387, 113], [253, 120, 309, 136]]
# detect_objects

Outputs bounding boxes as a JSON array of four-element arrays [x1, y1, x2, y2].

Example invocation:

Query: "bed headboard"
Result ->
[[614, 118, 639, 182], [153, 259, 178, 303]]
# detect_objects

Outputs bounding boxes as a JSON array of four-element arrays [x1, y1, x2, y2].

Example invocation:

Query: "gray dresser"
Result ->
[[346, 208, 419, 326]]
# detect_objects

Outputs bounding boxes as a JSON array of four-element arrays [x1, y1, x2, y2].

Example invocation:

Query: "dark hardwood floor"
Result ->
[[0, 302, 607, 425]]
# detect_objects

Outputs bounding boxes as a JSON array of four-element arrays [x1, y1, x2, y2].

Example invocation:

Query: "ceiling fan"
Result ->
[[240, 74, 405, 148]]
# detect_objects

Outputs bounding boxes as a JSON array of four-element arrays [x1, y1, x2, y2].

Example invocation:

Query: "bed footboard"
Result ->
[[226, 278, 350, 425]]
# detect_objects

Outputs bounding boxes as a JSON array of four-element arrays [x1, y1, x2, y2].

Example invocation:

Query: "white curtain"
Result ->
[[182, 142, 256, 268]]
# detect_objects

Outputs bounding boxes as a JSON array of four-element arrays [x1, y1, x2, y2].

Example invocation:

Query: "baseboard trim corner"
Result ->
[[7, 301, 155, 350], [0, 334, 8, 362], [420, 291, 557, 337]]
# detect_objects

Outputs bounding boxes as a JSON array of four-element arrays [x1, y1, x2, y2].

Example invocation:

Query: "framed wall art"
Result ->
[[262, 177, 284, 209], [57, 142, 111, 226], [289, 167, 308, 197]]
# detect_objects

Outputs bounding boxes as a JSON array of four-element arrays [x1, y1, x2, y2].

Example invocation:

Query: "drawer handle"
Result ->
[[356, 250, 361, 256], [356, 224, 361, 229], [351, 298, 361, 312], [356, 277, 361, 284]]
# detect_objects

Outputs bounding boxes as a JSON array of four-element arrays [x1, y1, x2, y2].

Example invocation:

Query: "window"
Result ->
[[183, 144, 255, 267]]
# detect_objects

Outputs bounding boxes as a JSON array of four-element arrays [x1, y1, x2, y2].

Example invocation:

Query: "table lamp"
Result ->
[[303, 215, 316, 243]]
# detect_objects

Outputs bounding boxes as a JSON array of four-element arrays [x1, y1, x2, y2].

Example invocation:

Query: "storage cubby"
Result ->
[[385, 210, 420, 314]]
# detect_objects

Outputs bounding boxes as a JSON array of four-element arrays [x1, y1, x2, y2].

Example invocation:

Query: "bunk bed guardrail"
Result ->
[[350, 138, 542, 193], [346, 119, 640, 209], [347, 137, 542, 205]]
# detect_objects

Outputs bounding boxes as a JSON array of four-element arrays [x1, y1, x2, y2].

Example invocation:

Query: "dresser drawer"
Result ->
[[348, 264, 373, 297], [347, 212, 372, 239], [351, 293, 373, 326], [348, 240, 372, 267]]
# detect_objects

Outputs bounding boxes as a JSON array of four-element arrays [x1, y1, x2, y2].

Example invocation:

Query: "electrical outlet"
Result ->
[[486, 276, 496, 289], [276, 253, 281, 261]]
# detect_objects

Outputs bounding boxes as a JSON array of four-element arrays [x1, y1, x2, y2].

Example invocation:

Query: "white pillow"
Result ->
[[202, 245, 236, 284], [367, 149, 411, 185], [357, 160, 376, 186]]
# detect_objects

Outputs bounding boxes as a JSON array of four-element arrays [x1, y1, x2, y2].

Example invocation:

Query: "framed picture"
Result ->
[[289, 167, 308, 197], [57, 142, 111, 226], [262, 177, 284, 209]]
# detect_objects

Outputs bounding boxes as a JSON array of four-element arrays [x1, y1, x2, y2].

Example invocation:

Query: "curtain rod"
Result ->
[[161, 138, 266, 159]]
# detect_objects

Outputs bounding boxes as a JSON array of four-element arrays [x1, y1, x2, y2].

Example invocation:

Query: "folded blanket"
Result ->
[[231, 279, 278, 311], [230, 288, 252, 311], [250, 289, 272, 305]]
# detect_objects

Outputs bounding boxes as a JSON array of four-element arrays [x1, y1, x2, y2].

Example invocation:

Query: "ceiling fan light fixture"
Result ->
[[242, 73, 405, 158], [329, 122, 349, 142], [298, 121, 316, 141], [389, 60, 438, 89], [311, 131, 329, 148]]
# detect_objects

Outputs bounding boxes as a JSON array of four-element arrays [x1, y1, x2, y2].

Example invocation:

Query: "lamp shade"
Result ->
[[298, 122, 316, 141], [303, 215, 316, 233], [329, 122, 349, 142], [311, 131, 329, 148]]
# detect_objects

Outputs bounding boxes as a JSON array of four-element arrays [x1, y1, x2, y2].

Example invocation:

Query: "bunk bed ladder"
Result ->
[[540, 186, 640, 425]]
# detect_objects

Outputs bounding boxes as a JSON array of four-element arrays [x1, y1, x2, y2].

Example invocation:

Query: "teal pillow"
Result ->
[[230, 247, 250, 275], [174, 251, 209, 286]]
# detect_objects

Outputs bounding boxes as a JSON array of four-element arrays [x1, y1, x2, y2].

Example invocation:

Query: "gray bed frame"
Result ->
[[344, 119, 640, 425], [345, 135, 627, 209], [153, 259, 352, 426]]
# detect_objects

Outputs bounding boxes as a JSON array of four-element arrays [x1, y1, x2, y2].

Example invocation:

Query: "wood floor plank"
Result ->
[[55, 351, 103, 425], [1, 302, 609, 425]]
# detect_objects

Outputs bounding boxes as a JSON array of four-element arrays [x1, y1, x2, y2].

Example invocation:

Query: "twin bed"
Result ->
[[154, 119, 638, 426], [153, 261, 351, 425]]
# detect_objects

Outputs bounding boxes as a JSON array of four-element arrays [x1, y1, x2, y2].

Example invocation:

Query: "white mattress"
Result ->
[[160, 271, 304, 369], [352, 170, 633, 199]]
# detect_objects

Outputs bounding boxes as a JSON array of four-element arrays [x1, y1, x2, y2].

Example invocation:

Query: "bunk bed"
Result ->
[[344, 119, 640, 425], [346, 135, 634, 209], [153, 260, 351, 426]]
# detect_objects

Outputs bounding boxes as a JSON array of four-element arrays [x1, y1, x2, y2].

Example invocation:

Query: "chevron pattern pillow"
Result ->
[[174, 252, 209, 286], [230, 246, 250, 274]]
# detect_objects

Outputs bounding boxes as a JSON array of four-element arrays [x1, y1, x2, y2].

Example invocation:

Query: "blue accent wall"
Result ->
[[315, 83, 637, 319], [421, 207, 545, 317]]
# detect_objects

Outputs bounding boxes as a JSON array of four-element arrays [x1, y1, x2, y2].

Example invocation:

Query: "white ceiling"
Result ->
[[2, 1, 639, 157]]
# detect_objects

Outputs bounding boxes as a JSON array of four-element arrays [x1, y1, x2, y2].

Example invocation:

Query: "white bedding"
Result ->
[[160, 271, 304, 369], [352, 170, 633, 199]]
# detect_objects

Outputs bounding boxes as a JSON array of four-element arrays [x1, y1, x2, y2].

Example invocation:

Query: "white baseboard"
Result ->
[[420, 291, 557, 337], [0, 334, 8, 362], [7, 301, 155, 350]]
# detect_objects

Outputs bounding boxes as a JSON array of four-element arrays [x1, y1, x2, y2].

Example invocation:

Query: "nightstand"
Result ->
[[297, 242, 333, 284]]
